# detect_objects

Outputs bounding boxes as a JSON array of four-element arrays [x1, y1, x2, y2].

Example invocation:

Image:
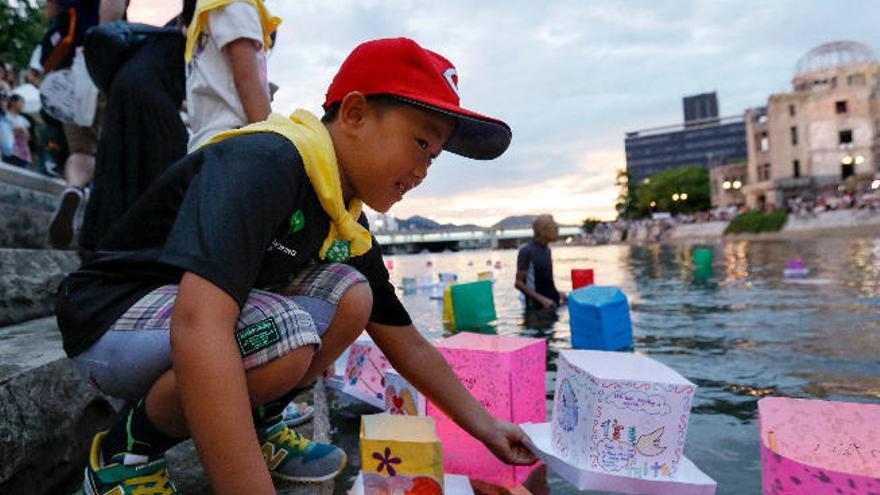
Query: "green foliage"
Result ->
[[615, 169, 649, 220], [724, 209, 788, 234], [636, 166, 711, 214], [0, 1, 47, 72], [581, 217, 602, 234]]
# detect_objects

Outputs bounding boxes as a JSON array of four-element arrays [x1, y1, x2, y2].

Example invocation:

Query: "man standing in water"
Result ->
[[515, 214, 565, 310]]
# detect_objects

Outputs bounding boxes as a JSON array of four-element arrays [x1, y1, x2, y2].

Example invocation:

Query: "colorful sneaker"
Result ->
[[282, 401, 315, 427], [81, 431, 176, 495], [258, 422, 346, 483]]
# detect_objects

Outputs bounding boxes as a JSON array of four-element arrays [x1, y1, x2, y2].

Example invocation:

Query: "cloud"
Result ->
[[130, 0, 880, 224]]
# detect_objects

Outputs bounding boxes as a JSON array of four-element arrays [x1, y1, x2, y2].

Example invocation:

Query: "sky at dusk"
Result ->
[[129, 0, 880, 226]]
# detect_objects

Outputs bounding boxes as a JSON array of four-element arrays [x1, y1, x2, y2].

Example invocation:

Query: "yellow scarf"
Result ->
[[204, 110, 373, 261], [185, 0, 281, 62]]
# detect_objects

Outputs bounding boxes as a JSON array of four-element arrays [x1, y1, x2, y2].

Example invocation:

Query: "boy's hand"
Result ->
[[479, 418, 538, 466]]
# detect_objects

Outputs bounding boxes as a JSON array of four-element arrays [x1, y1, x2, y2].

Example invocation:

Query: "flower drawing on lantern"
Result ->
[[373, 447, 402, 476]]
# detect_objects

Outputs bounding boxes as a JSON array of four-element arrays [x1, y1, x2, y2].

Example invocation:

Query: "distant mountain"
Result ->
[[397, 215, 441, 230], [393, 214, 548, 231], [491, 215, 535, 229]]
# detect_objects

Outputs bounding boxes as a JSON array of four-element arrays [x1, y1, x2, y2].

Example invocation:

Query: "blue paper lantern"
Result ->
[[568, 285, 633, 351]]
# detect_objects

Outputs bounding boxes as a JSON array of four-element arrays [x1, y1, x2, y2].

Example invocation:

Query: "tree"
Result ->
[[0, 1, 47, 72], [636, 166, 710, 214], [614, 169, 648, 220], [581, 217, 602, 234]]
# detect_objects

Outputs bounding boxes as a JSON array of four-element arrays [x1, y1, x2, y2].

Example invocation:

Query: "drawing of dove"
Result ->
[[635, 427, 667, 457]]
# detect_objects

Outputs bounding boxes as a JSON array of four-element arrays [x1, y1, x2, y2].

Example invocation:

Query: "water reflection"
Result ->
[[331, 233, 880, 495]]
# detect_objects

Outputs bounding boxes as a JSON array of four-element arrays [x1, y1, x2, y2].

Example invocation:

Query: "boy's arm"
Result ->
[[225, 38, 271, 123], [171, 272, 275, 495], [367, 321, 537, 466]]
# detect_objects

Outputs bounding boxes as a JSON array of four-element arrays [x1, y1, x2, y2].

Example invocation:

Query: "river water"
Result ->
[[329, 235, 880, 495]]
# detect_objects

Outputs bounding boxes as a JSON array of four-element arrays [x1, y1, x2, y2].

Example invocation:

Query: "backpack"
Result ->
[[83, 21, 179, 93]]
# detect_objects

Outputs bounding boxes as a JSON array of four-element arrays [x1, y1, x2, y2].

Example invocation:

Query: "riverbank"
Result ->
[[655, 208, 880, 244]]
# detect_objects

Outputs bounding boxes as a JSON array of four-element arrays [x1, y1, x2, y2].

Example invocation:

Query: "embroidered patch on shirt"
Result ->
[[289, 209, 305, 233], [326, 239, 351, 262], [236, 318, 281, 357]]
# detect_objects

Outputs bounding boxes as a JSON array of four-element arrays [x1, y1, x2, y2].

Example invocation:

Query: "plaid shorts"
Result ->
[[72, 263, 366, 400]]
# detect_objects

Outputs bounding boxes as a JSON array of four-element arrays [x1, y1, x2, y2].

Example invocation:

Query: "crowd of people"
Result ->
[[786, 189, 880, 218]]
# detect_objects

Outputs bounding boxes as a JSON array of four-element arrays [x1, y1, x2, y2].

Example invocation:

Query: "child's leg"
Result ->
[[293, 281, 372, 388], [279, 263, 374, 388], [143, 343, 318, 438], [77, 264, 371, 487]]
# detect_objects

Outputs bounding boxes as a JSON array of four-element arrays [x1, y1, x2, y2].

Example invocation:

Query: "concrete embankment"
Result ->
[[664, 209, 880, 244]]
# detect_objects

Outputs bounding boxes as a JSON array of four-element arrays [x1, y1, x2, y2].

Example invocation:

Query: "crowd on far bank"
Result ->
[[786, 189, 880, 218], [587, 187, 880, 244]]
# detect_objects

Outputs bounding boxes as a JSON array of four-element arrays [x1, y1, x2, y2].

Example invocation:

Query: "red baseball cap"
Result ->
[[324, 37, 511, 160]]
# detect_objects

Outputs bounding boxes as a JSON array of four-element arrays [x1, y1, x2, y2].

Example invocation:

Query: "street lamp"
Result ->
[[732, 180, 742, 190], [722, 181, 732, 190], [672, 193, 680, 201], [681, 193, 688, 200]]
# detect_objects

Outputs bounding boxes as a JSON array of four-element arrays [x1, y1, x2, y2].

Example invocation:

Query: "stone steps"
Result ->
[[0, 248, 80, 326], [0, 317, 121, 494], [0, 162, 65, 250], [0, 315, 331, 495]]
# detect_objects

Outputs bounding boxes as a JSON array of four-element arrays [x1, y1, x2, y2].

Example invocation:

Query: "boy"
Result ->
[[516, 214, 565, 309], [57, 37, 536, 495], [184, 0, 314, 424]]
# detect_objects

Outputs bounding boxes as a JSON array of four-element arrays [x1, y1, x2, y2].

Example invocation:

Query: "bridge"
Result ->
[[374, 226, 583, 253]]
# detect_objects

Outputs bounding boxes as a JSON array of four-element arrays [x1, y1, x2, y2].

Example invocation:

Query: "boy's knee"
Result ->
[[247, 344, 317, 406], [338, 281, 372, 323]]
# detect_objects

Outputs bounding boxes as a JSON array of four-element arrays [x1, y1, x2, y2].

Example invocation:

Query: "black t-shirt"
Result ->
[[516, 240, 560, 307], [56, 132, 410, 357]]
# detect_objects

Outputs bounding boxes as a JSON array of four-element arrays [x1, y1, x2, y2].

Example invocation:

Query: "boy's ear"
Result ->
[[337, 91, 369, 131]]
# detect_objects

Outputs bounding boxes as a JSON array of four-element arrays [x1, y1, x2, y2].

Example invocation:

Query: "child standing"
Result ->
[[58, 37, 535, 495], [184, 0, 278, 151]]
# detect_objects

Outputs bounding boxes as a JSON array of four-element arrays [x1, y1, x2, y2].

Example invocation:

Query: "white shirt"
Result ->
[[185, 2, 268, 151]]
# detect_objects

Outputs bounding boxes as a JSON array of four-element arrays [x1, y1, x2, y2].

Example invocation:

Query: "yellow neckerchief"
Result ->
[[184, 0, 281, 62], [203, 110, 372, 260]]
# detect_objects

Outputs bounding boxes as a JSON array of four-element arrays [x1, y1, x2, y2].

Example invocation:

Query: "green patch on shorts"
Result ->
[[236, 318, 281, 357]]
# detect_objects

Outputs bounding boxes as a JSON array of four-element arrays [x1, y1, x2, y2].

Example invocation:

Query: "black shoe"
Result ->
[[49, 187, 83, 249]]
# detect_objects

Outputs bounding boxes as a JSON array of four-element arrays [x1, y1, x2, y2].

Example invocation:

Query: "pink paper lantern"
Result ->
[[429, 333, 546, 487], [342, 338, 393, 409], [759, 397, 880, 494]]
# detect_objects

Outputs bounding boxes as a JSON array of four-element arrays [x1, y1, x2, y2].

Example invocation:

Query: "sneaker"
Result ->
[[81, 431, 176, 495], [49, 186, 84, 248], [282, 401, 315, 427], [258, 422, 346, 483]]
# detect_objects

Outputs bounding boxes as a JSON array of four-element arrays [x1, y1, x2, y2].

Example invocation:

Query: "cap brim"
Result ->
[[393, 96, 512, 160]]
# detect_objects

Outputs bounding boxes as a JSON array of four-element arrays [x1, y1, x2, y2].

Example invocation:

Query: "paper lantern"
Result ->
[[442, 285, 456, 327], [450, 280, 496, 330], [571, 269, 595, 290], [360, 414, 444, 495], [384, 370, 426, 416], [522, 423, 715, 495], [759, 397, 880, 494], [551, 350, 696, 479], [351, 472, 474, 495], [342, 337, 393, 409], [430, 333, 546, 486], [568, 286, 633, 351]]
